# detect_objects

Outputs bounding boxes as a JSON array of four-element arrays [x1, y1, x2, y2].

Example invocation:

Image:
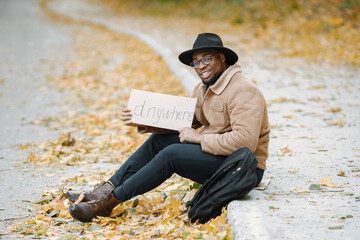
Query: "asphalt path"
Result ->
[[0, 0, 75, 233]]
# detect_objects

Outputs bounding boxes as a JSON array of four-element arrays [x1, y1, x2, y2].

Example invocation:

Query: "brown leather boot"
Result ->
[[68, 192, 120, 222], [65, 181, 115, 203]]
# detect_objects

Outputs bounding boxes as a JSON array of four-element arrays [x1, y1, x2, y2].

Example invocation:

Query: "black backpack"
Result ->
[[184, 147, 258, 223]]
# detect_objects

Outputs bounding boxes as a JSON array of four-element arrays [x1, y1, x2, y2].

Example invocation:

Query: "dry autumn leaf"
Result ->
[[282, 115, 296, 119], [319, 177, 339, 188], [27, 152, 38, 162], [278, 145, 295, 156], [327, 107, 341, 113], [327, 118, 346, 126]]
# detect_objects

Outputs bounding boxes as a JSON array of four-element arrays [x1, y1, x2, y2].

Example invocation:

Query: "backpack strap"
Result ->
[[178, 201, 191, 216]]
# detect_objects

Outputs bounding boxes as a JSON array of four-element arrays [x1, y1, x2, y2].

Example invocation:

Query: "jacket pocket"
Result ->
[[207, 102, 226, 126]]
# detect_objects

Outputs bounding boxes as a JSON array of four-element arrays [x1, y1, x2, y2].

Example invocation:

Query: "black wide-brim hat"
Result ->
[[178, 33, 238, 66]]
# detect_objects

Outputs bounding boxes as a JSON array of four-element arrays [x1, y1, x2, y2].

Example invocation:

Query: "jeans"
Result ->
[[109, 133, 264, 202]]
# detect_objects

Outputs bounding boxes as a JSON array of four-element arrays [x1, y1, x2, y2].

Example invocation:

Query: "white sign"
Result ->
[[127, 89, 197, 131]]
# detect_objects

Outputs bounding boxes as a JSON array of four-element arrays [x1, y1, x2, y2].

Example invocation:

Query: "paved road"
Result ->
[[0, 0, 75, 232]]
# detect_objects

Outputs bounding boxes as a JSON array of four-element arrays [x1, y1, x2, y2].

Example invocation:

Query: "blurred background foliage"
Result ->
[[106, 0, 359, 28], [97, 0, 360, 67]]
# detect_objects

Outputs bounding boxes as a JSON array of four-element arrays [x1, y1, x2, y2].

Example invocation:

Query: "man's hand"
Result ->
[[120, 108, 133, 126], [178, 127, 201, 144]]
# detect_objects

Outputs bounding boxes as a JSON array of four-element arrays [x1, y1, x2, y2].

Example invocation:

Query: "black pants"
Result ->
[[109, 133, 264, 202]]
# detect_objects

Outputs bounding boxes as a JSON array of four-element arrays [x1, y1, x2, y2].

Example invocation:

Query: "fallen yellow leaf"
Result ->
[[323, 16, 343, 27], [319, 177, 339, 188], [328, 107, 341, 113], [278, 145, 295, 156], [327, 118, 346, 126], [28, 152, 38, 162], [282, 115, 296, 119]]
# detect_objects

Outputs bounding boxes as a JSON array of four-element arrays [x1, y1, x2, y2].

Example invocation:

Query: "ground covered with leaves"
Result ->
[[99, 0, 360, 67], [6, 0, 360, 239], [7, 1, 233, 239]]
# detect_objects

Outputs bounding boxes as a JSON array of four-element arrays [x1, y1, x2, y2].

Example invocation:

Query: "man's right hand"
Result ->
[[120, 108, 133, 126]]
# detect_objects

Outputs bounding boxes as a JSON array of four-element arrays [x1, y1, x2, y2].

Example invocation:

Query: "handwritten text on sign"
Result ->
[[127, 89, 197, 131]]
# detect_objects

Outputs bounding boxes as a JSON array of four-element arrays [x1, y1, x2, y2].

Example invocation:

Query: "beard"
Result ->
[[201, 72, 222, 86]]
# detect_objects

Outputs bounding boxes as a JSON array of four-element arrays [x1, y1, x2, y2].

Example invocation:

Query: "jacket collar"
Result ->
[[203, 64, 242, 95]]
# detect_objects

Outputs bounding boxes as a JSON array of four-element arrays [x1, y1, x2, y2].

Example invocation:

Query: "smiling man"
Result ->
[[67, 33, 270, 223], [193, 50, 226, 85]]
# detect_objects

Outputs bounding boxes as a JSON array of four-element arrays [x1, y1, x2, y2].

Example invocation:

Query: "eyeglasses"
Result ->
[[190, 52, 219, 69]]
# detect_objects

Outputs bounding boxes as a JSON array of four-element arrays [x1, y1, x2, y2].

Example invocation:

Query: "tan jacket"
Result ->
[[192, 64, 270, 169], [138, 64, 270, 169]]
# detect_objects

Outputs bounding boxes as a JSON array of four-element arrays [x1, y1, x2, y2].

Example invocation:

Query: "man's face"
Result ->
[[192, 49, 227, 85]]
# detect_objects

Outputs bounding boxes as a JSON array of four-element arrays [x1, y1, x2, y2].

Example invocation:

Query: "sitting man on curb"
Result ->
[[67, 32, 270, 222]]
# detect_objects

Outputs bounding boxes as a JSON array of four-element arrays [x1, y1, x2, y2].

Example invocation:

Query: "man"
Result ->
[[67, 33, 270, 222]]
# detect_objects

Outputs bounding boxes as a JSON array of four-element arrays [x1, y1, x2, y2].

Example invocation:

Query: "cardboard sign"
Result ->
[[127, 89, 197, 131]]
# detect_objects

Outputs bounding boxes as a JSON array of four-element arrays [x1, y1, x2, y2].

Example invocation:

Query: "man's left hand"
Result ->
[[178, 127, 201, 144]]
